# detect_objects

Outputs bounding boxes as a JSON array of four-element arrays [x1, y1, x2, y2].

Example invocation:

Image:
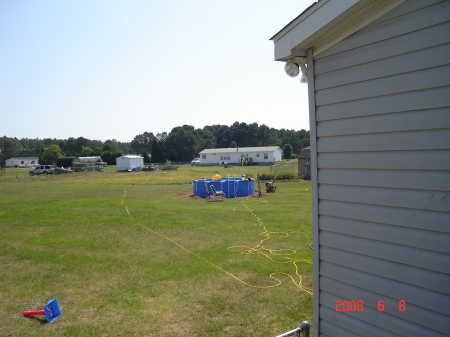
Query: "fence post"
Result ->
[[276, 321, 310, 337], [301, 321, 310, 337]]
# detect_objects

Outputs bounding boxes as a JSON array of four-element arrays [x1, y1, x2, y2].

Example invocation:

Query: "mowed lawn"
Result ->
[[0, 166, 312, 336]]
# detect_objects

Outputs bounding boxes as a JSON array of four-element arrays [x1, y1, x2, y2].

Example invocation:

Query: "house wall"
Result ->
[[5, 158, 39, 167], [129, 158, 143, 169], [310, 1, 450, 336], [200, 149, 281, 165]]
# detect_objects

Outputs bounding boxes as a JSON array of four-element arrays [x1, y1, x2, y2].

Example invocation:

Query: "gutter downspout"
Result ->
[[306, 48, 320, 337]]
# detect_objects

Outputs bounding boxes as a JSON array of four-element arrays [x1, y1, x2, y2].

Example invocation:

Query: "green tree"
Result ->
[[19, 138, 42, 157], [298, 129, 310, 140], [81, 146, 93, 157], [101, 151, 114, 165], [142, 150, 151, 164], [103, 140, 118, 153], [0, 137, 21, 165], [40, 144, 62, 165], [165, 125, 197, 161], [299, 139, 310, 150], [204, 125, 230, 148], [102, 150, 122, 165], [156, 132, 168, 142], [103, 143, 113, 152], [245, 122, 259, 146], [75, 137, 89, 155], [62, 137, 86, 156], [280, 130, 300, 153], [194, 128, 216, 154], [283, 144, 293, 160], [257, 124, 277, 146], [151, 139, 165, 163], [117, 142, 131, 154], [131, 132, 154, 154], [92, 147, 103, 156], [230, 122, 248, 147]]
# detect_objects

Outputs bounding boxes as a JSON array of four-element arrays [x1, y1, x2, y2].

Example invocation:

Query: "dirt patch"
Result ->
[[177, 191, 194, 197], [177, 189, 271, 199], [252, 190, 271, 198], [177, 191, 202, 199]]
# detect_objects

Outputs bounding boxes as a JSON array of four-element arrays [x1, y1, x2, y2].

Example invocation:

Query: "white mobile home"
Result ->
[[272, 0, 450, 336], [116, 155, 144, 172], [198, 146, 282, 166], [5, 157, 39, 167]]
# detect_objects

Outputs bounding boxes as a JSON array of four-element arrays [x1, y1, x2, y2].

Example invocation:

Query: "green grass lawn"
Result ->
[[0, 166, 312, 336]]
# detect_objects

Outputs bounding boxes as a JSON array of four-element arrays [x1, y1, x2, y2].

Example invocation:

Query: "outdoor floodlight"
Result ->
[[285, 62, 300, 77], [284, 58, 307, 84]]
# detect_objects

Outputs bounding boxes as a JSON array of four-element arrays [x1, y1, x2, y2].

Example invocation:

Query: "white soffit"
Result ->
[[271, 0, 406, 60]]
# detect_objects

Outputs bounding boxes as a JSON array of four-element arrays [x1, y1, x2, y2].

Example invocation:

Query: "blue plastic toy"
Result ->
[[23, 298, 61, 323]]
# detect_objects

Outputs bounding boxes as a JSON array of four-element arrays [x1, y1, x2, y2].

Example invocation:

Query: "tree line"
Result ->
[[1, 122, 309, 165]]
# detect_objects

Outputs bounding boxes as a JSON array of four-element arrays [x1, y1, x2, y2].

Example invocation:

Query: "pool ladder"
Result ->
[[228, 175, 236, 198]]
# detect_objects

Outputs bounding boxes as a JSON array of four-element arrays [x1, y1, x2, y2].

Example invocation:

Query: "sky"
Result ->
[[1, 0, 313, 143]]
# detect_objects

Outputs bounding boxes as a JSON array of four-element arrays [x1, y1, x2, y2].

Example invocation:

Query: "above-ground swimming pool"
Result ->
[[192, 177, 254, 198]]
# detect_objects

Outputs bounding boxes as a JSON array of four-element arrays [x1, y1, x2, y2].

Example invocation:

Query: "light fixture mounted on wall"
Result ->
[[284, 62, 300, 77], [284, 57, 307, 83]]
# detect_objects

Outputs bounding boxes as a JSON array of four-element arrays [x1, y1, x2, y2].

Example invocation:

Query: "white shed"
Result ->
[[116, 155, 144, 172], [5, 157, 39, 167], [198, 146, 282, 166]]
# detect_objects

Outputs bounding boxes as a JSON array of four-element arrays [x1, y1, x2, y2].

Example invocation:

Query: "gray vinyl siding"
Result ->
[[312, 0, 450, 336]]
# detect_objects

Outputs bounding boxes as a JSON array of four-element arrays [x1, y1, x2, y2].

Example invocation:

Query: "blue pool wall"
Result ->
[[192, 178, 254, 198]]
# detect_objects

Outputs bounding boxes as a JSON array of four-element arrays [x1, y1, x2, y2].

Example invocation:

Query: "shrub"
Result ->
[[258, 172, 300, 181], [159, 159, 177, 170], [159, 165, 177, 171]]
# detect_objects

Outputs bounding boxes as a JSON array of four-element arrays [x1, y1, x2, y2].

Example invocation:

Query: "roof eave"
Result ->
[[271, 0, 407, 61], [199, 146, 281, 154]]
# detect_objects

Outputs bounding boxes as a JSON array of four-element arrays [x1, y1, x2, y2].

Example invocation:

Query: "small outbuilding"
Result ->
[[56, 156, 105, 172], [297, 146, 311, 179], [116, 155, 144, 172], [4, 157, 39, 167], [76, 156, 106, 172], [78, 156, 104, 164], [56, 156, 80, 168]]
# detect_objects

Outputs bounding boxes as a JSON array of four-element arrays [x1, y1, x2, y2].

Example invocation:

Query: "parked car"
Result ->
[[29, 165, 56, 175], [191, 158, 200, 166]]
